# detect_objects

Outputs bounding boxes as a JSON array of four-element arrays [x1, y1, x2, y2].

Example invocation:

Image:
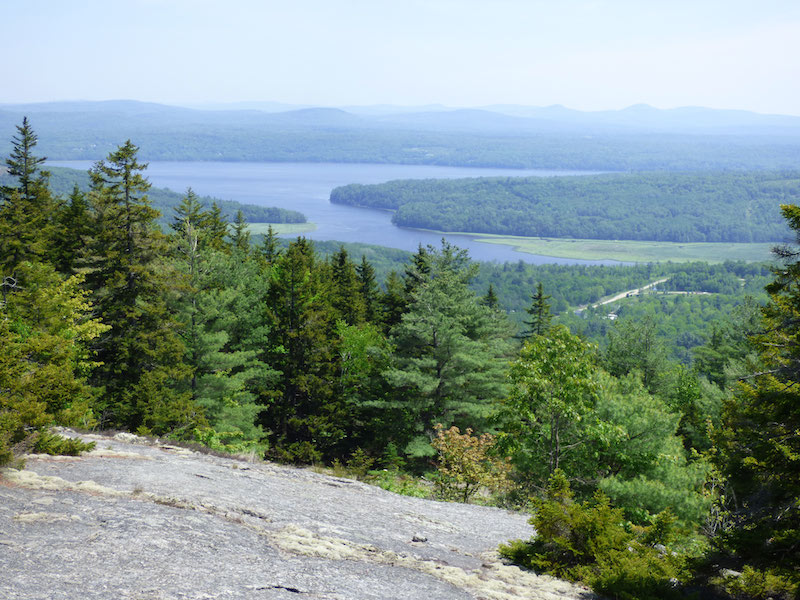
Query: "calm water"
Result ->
[[52, 161, 617, 265]]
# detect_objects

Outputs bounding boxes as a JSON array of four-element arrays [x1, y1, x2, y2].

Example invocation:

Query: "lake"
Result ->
[[51, 161, 617, 265]]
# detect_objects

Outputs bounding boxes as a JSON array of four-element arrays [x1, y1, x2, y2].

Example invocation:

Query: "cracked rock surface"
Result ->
[[0, 430, 595, 600]]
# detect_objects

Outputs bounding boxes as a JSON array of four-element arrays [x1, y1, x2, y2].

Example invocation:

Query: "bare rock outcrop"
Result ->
[[0, 431, 594, 600]]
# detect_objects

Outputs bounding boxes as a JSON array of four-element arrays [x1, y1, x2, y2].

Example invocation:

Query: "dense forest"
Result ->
[[0, 165, 306, 226], [330, 171, 799, 242], [2, 120, 798, 599]]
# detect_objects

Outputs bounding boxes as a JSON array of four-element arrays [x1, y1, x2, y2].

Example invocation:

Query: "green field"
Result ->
[[468, 234, 776, 263], [247, 222, 317, 236]]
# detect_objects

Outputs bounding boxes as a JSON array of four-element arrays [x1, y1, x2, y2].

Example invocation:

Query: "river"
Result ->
[[51, 161, 617, 265]]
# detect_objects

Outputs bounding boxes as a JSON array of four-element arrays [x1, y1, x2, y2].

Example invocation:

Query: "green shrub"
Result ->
[[345, 448, 375, 480], [191, 426, 268, 456], [499, 470, 689, 600], [718, 566, 799, 600], [368, 469, 432, 499], [33, 430, 95, 456]]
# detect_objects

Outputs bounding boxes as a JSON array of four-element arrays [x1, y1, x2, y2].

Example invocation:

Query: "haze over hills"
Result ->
[[4, 99, 800, 134], [2, 99, 800, 170]]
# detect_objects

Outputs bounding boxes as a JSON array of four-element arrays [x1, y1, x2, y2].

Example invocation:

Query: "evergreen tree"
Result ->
[[713, 203, 800, 587], [261, 238, 341, 462], [230, 209, 251, 253], [356, 254, 381, 324], [51, 185, 92, 275], [380, 270, 407, 332], [170, 188, 206, 237], [329, 246, 365, 325], [0, 118, 54, 277], [334, 319, 394, 455], [83, 140, 198, 434], [201, 201, 229, 252], [0, 261, 108, 465], [403, 243, 431, 298], [483, 283, 500, 310], [523, 282, 552, 337], [4, 117, 47, 203], [386, 242, 511, 457], [260, 224, 282, 265], [170, 212, 274, 450]]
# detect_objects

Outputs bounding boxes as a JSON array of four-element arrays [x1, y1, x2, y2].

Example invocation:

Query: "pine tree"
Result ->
[[83, 140, 198, 434], [170, 213, 274, 450], [386, 242, 511, 457], [603, 315, 668, 393]]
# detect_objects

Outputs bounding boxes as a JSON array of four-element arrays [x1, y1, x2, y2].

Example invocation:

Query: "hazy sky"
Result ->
[[3, 0, 800, 114]]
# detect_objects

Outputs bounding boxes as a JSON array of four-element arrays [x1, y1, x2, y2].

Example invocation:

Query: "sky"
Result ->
[[2, 0, 800, 115]]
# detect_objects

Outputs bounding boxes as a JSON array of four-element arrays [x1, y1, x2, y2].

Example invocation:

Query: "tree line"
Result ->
[[330, 171, 799, 243]]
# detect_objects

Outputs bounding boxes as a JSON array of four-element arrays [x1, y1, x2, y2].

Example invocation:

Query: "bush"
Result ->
[[499, 470, 689, 600], [33, 430, 95, 456], [431, 424, 511, 503], [717, 566, 799, 600]]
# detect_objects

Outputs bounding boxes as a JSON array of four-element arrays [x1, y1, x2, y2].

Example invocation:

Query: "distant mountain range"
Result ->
[[2, 100, 800, 169], [2, 99, 799, 135]]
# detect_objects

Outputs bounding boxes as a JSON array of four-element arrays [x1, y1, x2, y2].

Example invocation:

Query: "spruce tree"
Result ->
[[483, 284, 500, 310], [713, 203, 800, 588], [329, 246, 365, 325], [260, 224, 282, 265], [230, 209, 251, 253], [4, 117, 47, 203], [523, 282, 552, 338], [51, 185, 92, 275], [356, 254, 381, 324], [83, 140, 198, 434], [170, 188, 206, 237], [380, 270, 407, 332], [201, 202, 229, 252], [261, 238, 341, 461], [0, 118, 55, 277]]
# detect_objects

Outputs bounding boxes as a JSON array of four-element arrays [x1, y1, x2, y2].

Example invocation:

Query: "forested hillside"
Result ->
[[330, 171, 799, 242], [0, 165, 306, 226], [2, 121, 798, 599]]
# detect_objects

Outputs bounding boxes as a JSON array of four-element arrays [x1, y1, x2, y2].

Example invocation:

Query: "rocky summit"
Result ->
[[0, 430, 595, 600]]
